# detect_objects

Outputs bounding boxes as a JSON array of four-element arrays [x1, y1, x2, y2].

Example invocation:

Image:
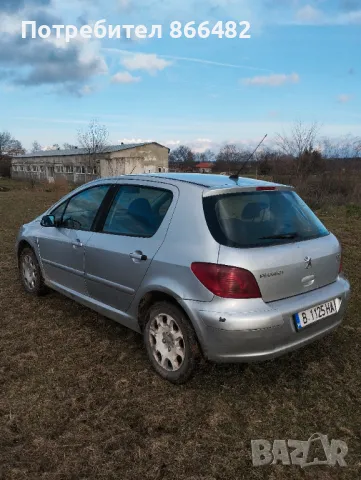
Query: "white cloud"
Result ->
[[0, 13, 23, 35], [338, 94, 354, 103], [165, 140, 181, 147], [338, 9, 361, 24], [291, 6, 361, 25], [79, 84, 95, 95], [118, 137, 154, 143], [120, 53, 172, 74], [243, 73, 300, 87], [111, 71, 141, 84], [117, 0, 131, 8], [295, 5, 324, 23]]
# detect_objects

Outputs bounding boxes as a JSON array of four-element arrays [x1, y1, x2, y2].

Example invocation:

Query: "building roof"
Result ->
[[196, 162, 214, 169], [15, 142, 168, 159]]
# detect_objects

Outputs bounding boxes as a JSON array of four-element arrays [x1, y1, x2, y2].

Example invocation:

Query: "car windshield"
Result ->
[[203, 190, 329, 248]]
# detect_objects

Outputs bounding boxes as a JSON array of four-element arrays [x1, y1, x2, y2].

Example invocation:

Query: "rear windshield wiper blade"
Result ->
[[259, 232, 299, 240]]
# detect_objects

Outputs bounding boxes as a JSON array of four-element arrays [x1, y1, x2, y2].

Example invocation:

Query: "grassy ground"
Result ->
[[1, 179, 361, 480]]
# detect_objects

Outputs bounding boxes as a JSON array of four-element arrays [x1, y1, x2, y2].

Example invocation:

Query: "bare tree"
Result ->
[[32, 141, 42, 153], [77, 120, 109, 180], [63, 143, 77, 150], [275, 121, 321, 175], [0, 131, 25, 157], [216, 144, 243, 173], [276, 121, 320, 157], [321, 135, 361, 159], [169, 145, 195, 171], [0, 131, 25, 177]]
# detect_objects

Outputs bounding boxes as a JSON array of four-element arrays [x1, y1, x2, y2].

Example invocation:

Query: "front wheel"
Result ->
[[19, 247, 47, 296], [144, 302, 200, 384]]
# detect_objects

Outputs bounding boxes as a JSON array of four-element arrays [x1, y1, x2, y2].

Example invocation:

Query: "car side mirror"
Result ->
[[41, 215, 56, 227]]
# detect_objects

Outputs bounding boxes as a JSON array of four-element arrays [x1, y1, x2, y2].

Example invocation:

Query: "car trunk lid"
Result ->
[[217, 235, 341, 302]]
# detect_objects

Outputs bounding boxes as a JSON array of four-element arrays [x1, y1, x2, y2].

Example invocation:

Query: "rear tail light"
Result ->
[[191, 263, 262, 299], [256, 186, 276, 191]]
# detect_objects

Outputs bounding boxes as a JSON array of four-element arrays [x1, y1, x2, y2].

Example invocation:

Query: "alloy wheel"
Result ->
[[149, 313, 186, 372], [22, 254, 38, 291]]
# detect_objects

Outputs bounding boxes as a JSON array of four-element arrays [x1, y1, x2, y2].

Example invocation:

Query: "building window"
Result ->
[[158, 168, 162, 172], [81, 166, 86, 174], [65, 165, 73, 174], [87, 166, 92, 174], [26, 165, 31, 172], [40, 166, 45, 173], [92, 166, 98, 174], [75, 166, 81, 174], [19, 166, 24, 171]]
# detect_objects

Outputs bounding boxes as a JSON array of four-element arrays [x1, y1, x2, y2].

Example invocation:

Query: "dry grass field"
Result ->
[[1, 178, 361, 480]]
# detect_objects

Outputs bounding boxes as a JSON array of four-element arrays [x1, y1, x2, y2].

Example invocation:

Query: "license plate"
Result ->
[[294, 298, 341, 330]]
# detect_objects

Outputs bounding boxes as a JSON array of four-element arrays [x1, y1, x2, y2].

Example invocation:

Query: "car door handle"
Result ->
[[72, 239, 83, 248], [129, 251, 148, 261]]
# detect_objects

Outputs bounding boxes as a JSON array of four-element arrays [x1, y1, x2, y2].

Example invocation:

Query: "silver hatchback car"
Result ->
[[16, 174, 350, 383]]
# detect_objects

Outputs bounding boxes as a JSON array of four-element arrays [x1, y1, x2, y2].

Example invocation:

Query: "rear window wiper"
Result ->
[[259, 232, 299, 240]]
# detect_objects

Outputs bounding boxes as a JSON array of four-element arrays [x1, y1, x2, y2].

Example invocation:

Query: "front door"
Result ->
[[38, 185, 110, 295], [84, 182, 177, 312]]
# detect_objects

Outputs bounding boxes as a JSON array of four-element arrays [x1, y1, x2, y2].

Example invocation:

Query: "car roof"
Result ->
[[98, 173, 288, 190]]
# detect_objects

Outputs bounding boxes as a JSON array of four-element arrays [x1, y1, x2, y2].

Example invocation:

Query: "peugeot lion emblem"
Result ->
[[304, 256, 312, 269]]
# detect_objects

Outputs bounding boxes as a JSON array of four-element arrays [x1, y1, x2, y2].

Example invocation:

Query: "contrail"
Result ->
[[102, 48, 273, 73]]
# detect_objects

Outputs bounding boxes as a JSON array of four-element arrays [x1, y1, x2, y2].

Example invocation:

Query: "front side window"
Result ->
[[103, 185, 173, 237], [51, 201, 67, 225], [203, 190, 329, 249], [60, 185, 109, 231]]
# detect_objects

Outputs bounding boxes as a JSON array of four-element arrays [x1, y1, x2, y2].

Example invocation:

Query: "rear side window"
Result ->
[[203, 190, 329, 248], [102, 185, 173, 237]]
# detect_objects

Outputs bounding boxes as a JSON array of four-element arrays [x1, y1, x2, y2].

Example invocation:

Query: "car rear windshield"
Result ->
[[203, 190, 329, 248]]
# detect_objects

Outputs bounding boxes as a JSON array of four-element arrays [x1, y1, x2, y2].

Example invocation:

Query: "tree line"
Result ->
[[1, 120, 360, 179], [170, 122, 361, 178]]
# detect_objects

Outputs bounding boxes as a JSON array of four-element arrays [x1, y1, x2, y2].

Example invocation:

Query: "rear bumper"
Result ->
[[183, 276, 350, 363]]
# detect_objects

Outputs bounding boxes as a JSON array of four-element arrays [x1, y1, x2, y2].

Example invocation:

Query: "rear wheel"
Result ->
[[144, 302, 199, 384], [19, 247, 47, 296]]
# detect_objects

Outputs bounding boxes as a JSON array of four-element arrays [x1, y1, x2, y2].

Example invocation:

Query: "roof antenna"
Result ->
[[229, 134, 268, 181]]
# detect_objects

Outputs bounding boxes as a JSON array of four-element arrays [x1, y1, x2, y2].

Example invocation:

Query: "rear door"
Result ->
[[84, 182, 178, 312], [37, 185, 110, 295], [204, 189, 341, 302]]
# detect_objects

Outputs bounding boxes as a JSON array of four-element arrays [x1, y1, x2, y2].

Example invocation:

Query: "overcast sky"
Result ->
[[0, 0, 360, 152]]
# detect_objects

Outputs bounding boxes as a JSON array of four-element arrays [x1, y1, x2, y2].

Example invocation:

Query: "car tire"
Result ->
[[19, 247, 48, 296], [144, 302, 200, 384]]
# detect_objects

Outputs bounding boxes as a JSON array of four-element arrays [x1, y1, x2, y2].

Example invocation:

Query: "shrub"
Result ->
[[274, 172, 361, 210], [0, 156, 11, 177]]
